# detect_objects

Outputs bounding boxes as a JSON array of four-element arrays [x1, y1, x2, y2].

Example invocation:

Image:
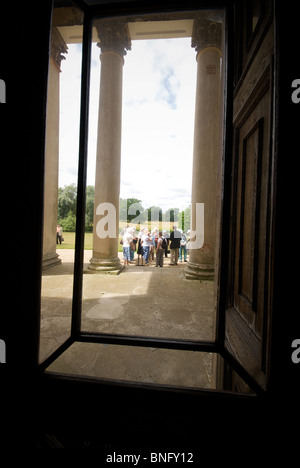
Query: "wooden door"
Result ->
[[224, 0, 275, 391]]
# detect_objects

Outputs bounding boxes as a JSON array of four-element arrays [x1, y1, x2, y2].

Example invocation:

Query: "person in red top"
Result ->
[[56, 224, 63, 244]]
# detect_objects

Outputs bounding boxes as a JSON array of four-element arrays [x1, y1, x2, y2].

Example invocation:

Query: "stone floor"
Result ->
[[41, 249, 216, 390]]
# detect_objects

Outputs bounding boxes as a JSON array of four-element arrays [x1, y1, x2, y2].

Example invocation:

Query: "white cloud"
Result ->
[[59, 37, 197, 212], [120, 38, 196, 211]]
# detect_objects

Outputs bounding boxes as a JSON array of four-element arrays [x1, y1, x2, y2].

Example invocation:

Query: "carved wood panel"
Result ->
[[224, 0, 275, 390], [237, 118, 263, 313], [234, 81, 271, 338]]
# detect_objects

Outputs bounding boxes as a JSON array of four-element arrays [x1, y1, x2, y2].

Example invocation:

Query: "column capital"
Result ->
[[50, 26, 68, 70], [96, 19, 131, 57], [191, 19, 222, 54]]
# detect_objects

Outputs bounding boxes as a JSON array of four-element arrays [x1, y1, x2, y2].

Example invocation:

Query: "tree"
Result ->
[[120, 197, 146, 223], [85, 185, 95, 231], [164, 207, 179, 224], [178, 205, 191, 231], [62, 211, 77, 231], [148, 206, 163, 223], [57, 186, 191, 234], [58, 184, 77, 219]]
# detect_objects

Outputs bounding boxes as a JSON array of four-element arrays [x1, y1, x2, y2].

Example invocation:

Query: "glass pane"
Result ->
[[39, 2, 83, 363], [45, 343, 256, 394], [81, 11, 224, 342]]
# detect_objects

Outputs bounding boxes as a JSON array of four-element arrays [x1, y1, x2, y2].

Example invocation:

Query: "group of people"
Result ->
[[56, 222, 189, 267], [120, 225, 189, 267]]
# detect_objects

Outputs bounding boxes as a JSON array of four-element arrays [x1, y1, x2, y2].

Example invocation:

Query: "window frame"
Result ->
[[36, 0, 263, 398]]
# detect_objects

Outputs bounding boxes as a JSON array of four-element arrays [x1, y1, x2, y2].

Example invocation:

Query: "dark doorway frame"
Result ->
[[1, 0, 299, 447]]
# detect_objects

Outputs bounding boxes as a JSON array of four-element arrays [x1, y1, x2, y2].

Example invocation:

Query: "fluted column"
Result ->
[[185, 19, 222, 280], [88, 20, 131, 273]]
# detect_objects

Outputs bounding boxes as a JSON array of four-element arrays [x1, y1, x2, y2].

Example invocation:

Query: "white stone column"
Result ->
[[42, 27, 68, 269], [185, 19, 222, 280], [88, 20, 131, 273]]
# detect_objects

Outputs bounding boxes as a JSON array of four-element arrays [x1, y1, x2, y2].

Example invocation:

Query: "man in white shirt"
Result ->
[[141, 229, 151, 264], [122, 228, 133, 266]]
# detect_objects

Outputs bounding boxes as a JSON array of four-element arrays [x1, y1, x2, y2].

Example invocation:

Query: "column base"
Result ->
[[184, 261, 214, 280], [42, 252, 61, 270], [86, 256, 124, 275]]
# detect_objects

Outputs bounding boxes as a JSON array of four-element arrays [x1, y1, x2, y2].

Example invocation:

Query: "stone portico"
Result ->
[[42, 11, 223, 280]]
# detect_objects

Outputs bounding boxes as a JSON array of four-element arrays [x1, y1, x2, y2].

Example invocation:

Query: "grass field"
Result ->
[[56, 232, 93, 250], [56, 221, 179, 250]]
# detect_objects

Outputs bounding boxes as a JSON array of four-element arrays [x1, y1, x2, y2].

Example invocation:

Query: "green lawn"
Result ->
[[56, 232, 123, 251], [56, 232, 93, 250]]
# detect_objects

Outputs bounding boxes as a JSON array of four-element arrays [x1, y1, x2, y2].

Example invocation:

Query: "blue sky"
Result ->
[[59, 37, 197, 211]]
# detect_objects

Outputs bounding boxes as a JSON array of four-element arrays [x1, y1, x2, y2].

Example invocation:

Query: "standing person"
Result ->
[[179, 231, 187, 262], [162, 230, 169, 258], [150, 228, 158, 260], [137, 228, 144, 257], [186, 229, 191, 255], [154, 227, 159, 249], [141, 229, 151, 265], [56, 224, 63, 244], [155, 231, 166, 267], [130, 227, 138, 262], [120, 224, 129, 237], [169, 225, 181, 265], [122, 227, 133, 267]]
